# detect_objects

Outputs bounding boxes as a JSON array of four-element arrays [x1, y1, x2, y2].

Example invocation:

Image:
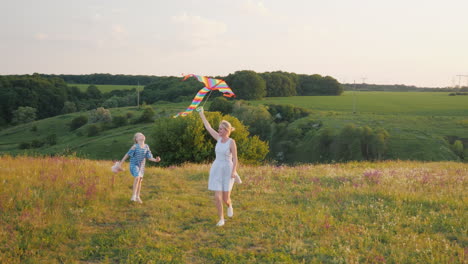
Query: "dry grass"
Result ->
[[1, 156, 466, 263]]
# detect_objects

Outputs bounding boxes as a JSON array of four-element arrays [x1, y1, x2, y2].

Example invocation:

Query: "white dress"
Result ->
[[208, 138, 235, 191]]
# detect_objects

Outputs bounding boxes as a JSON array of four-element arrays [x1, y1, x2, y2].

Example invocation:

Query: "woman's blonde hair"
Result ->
[[220, 120, 235, 135], [133, 132, 143, 143]]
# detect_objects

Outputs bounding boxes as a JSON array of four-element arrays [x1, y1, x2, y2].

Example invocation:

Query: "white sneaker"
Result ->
[[131, 195, 137, 201], [216, 219, 225, 226], [227, 204, 234, 218], [136, 197, 143, 203], [234, 173, 242, 184]]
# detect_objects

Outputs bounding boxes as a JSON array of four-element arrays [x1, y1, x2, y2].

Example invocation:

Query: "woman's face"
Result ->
[[218, 126, 228, 136]]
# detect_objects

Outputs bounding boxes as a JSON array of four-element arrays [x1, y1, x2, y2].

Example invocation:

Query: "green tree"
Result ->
[[333, 124, 363, 161], [62, 101, 77, 114], [0, 75, 67, 123], [89, 107, 112, 123], [209, 97, 234, 114], [12, 106, 37, 124], [370, 128, 390, 160], [102, 96, 120, 108], [87, 124, 100, 137], [452, 140, 464, 159], [261, 72, 296, 97], [267, 104, 311, 123], [150, 112, 268, 165], [225, 70, 266, 100], [70, 116, 88, 131], [320, 76, 343, 95], [86, 85, 102, 99], [298, 74, 343, 96], [231, 101, 273, 141], [137, 106, 156, 123]]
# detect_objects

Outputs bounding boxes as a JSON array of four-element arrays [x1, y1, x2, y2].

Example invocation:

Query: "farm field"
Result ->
[[0, 156, 466, 263], [252, 92, 468, 116]]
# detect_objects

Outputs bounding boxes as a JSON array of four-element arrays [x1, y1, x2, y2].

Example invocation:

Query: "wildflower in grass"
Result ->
[[363, 169, 383, 184], [118, 132, 161, 203]]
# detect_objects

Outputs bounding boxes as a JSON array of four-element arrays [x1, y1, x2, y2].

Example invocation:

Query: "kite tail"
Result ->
[[173, 87, 210, 118]]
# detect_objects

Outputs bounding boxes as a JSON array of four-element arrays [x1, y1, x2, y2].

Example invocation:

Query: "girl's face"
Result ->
[[136, 133, 145, 142]]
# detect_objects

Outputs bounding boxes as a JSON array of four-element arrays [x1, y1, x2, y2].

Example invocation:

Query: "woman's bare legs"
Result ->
[[214, 191, 224, 225], [222, 191, 231, 207], [223, 191, 233, 217]]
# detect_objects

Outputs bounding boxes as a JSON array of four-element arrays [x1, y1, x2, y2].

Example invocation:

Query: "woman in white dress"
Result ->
[[198, 107, 239, 227]]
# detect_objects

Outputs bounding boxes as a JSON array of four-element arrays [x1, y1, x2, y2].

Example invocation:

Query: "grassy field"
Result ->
[[70, 84, 140, 93], [253, 92, 468, 116], [1, 156, 466, 263]]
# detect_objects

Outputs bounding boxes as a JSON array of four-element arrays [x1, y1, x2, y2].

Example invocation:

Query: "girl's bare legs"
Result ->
[[136, 177, 143, 203], [131, 177, 139, 201], [214, 191, 224, 225]]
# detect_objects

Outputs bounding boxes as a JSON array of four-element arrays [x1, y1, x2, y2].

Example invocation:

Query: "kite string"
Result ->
[[200, 79, 221, 109], [201, 90, 213, 109]]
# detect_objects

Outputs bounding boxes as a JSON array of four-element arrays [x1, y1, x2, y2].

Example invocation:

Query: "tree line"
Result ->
[[0, 74, 137, 126], [1, 71, 342, 126], [41, 73, 162, 85], [141, 70, 342, 104]]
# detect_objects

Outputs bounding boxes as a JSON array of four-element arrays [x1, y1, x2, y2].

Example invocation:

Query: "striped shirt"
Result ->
[[127, 144, 153, 177]]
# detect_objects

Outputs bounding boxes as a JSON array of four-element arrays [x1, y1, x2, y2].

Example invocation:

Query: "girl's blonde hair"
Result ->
[[133, 132, 144, 143], [220, 120, 235, 135]]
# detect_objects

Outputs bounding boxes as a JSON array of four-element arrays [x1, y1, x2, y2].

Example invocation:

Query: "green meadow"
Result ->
[[253, 92, 468, 116], [1, 156, 466, 263]]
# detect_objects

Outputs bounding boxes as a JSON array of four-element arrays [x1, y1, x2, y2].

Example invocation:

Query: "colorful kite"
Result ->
[[174, 74, 235, 117]]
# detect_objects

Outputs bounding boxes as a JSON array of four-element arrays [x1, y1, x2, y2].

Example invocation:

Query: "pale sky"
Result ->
[[1, 0, 468, 87]]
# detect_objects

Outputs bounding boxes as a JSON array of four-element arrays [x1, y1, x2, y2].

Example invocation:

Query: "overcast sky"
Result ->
[[1, 0, 468, 87]]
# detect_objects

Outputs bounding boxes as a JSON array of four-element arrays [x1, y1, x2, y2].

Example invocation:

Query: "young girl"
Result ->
[[197, 107, 240, 227], [118, 132, 160, 203]]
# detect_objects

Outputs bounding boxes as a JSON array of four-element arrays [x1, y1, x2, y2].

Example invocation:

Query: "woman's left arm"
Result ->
[[231, 139, 238, 178]]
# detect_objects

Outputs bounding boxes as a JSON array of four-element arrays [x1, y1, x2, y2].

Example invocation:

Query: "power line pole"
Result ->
[[137, 81, 140, 108], [456, 75, 462, 88], [361, 77, 367, 91], [456, 75, 468, 88], [353, 80, 357, 114]]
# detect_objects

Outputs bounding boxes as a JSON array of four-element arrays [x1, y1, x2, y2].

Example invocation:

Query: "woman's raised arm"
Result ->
[[198, 107, 219, 140]]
